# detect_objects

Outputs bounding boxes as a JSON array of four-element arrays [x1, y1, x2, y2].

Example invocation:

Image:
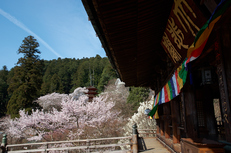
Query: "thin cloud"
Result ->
[[0, 8, 62, 58]]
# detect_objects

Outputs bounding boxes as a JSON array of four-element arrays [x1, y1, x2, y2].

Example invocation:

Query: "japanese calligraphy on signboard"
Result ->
[[161, 0, 206, 65]]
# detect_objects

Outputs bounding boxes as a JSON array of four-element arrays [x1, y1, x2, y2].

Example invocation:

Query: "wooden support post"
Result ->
[[163, 103, 170, 139], [164, 118, 170, 138], [132, 124, 138, 153], [171, 99, 180, 143], [1, 134, 7, 153], [218, 21, 231, 142], [183, 82, 198, 139], [156, 120, 160, 134], [160, 120, 164, 136], [203, 86, 217, 136], [45, 143, 48, 153], [86, 139, 90, 153]]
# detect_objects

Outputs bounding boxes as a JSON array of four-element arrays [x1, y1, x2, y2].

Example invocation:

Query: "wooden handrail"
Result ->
[[137, 129, 157, 138], [138, 132, 156, 134], [2, 124, 140, 153], [6, 136, 132, 153], [7, 142, 132, 153], [137, 129, 156, 131], [7, 136, 132, 148]]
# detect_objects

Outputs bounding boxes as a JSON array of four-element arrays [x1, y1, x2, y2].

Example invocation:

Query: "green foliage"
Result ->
[[127, 87, 150, 113], [0, 66, 9, 117], [72, 60, 89, 88], [40, 54, 114, 93], [97, 63, 117, 93], [7, 36, 44, 118], [50, 74, 64, 93]]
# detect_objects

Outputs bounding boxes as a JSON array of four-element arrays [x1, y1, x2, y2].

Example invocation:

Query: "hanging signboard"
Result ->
[[161, 0, 207, 65]]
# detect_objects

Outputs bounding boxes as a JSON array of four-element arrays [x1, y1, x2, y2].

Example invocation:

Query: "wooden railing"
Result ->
[[1, 124, 156, 153], [6, 136, 132, 153], [137, 129, 156, 138]]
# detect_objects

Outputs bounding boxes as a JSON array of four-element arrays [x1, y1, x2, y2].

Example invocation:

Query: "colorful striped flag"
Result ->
[[160, 60, 188, 104], [185, 0, 231, 66], [148, 0, 231, 119], [148, 60, 188, 118], [148, 92, 159, 119]]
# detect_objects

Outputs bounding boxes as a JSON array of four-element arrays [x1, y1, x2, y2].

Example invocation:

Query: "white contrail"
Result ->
[[0, 8, 63, 58]]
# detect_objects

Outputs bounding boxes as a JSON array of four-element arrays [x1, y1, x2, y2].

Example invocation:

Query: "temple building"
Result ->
[[82, 0, 231, 152]]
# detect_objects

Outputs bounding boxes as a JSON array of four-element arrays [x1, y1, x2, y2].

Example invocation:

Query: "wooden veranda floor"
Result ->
[[138, 137, 170, 153]]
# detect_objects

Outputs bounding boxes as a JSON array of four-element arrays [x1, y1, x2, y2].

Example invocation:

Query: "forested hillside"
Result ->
[[0, 56, 117, 117], [0, 36, 117, 118], [40, 55, 117, 95]]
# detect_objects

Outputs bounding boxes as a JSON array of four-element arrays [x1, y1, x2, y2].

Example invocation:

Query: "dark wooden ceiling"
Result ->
[[82, 0, 175, 91]]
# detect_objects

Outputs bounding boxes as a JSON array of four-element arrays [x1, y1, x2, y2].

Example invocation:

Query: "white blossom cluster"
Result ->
[[119, 96, 156, 150], [123, 96, 156, 137], [35, 87, 88, 111]]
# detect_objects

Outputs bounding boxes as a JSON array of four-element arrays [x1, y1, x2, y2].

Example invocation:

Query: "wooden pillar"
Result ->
[[156, 120, 160, 134], [202, 86, 217, 136], [1, 134, 7, 153], [171, 99, 180, 143], [132, 124, 138, 153], [164, 118, 170, 138], [183, 82, 198, 139], [158, 105, 165, 136], [163, 103, 171, 138], [160, 120, 164, 136], [217, 20, 231, 142]]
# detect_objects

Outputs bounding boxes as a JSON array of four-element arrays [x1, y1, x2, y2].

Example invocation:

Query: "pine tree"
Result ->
[[49, 73, 64, 93], [0, 66, 9, 117], [97, 63, 117, 93], [7, 36, 44, 118]]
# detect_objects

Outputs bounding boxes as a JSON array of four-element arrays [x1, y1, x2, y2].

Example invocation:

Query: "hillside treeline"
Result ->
[[41, 55, 117, 95], [0, 56, 117, 117]]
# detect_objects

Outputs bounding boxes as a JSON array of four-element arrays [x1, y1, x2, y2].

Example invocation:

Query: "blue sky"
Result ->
[[0, 0, 106, 70]]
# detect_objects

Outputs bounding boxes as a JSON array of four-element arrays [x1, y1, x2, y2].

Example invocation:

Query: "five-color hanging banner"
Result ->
[[148, 0, 231, 119]]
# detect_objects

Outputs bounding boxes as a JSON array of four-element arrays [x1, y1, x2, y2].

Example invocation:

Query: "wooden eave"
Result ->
[[82, 0, 175, 91]]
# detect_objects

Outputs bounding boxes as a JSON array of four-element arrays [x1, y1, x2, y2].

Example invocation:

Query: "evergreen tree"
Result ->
[[0, 66, 9, 117], [7, 35, 44, 118], [97, 63, 117, 93], [49, 73, 64, 93], [57, 59, 72, 93], [126, 87, 149, 113], [40, 75, 51, 95], [71, 60, 89, 89]]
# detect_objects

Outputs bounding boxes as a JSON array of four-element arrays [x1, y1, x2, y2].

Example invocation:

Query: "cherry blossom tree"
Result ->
[[101, 79, 132, 118], [3, 87, 123, 142], [36, 93, 68, 111], [69, 87, 88, 100], [35, 87, 88, 112], [62, 94, 124, 139], [61, 95, 88, 129], [5, 108, 70, 141]]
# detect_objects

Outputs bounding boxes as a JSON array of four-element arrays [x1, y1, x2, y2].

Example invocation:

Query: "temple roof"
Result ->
[[82, 0, 180, 91]]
